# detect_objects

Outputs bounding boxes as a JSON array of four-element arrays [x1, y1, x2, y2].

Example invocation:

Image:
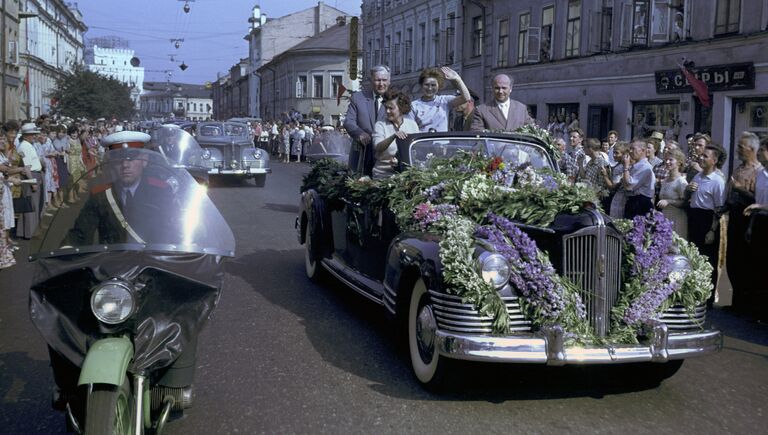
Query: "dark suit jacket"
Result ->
[[343, 88, 387, 174], [65, 178, 176, 246], [470, 99, 534, 132]]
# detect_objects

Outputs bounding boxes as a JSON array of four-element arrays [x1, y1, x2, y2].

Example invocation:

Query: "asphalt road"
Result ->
[[1, 161, 767, 434]]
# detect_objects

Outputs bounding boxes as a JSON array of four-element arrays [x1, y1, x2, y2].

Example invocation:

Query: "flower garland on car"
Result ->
[[301, 133, 714, 341], [610, 212, 713, 343]]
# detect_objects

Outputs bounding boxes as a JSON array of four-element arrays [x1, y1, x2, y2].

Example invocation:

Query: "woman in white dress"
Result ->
[[656, 148, 689, 238], [372, 90, 420, 179]]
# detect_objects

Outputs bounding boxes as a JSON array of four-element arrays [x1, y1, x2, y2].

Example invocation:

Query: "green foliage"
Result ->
[[50, 65, 135, 120]]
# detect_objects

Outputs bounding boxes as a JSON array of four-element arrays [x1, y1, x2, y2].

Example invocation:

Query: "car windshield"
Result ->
[[307, 130, 351, 162], [408, 137, 552, 170], [31, 148, 235, 258], [149, 126, 204, 167], [224, 124, 247, 136]]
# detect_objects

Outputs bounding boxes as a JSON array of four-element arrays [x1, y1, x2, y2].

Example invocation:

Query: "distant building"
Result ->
[[258, 17, 360, 126], [18, 0, 87, 119], [243, 1, 352, 118], [139, 81, 212, 121], [85, 37, 144, 110], [211, 58, 249, 120], [0, 0, 23, 121]]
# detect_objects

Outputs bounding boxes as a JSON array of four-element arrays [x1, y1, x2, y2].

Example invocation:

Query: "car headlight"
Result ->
[[201, 149, 211, 160], [90, 280, 136, 324], [478, 252, 510, 289], [252, 149, 263, 159]]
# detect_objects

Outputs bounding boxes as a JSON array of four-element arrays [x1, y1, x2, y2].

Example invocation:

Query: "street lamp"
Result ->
[[178, 0, 195, 13]]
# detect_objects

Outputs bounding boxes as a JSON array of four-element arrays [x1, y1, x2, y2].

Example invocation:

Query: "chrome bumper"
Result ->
[[436, 322, 722, 365], [208, 167, 272, 175]]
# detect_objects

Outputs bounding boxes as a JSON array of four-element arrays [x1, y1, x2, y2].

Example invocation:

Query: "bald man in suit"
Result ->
[[470, 74, 534, 132]]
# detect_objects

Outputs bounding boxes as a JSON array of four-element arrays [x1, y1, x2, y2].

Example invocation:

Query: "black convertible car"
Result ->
[[297, 131, 721, 388]]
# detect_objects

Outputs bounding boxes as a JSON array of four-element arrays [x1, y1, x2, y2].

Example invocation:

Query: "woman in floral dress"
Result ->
[[0, 136, 27, 269], [66, 126, 86, 203], [656, 149, 688, 239]]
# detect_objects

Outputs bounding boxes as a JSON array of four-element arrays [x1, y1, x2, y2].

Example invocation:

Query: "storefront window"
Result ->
[[632, 101, 679, 138]]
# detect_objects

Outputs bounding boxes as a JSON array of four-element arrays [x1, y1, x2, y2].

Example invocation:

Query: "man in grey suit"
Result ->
[[343, 65, 390, 175], [470, 74, 534, 132]]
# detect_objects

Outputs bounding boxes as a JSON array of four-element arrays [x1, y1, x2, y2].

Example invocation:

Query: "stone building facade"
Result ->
[[1, 0, 23, 122], [15, 0, 86, 119], [139, 81, 212, 121], [244, 2, 351, 118], [258, 18, 360, 126], [363, 0, 768, 177], [211, 58, 249, 120]]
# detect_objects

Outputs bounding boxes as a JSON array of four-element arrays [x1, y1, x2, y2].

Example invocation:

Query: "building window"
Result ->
[[394, 31, 401, 74], [331, 75, 343, 97], [297, 75, 307, 98], [632, 101, 680, 139], [404, 28, 413, 72], [517, 13, 530, 64], [374, 38, 381, 65], [565, 0, 581, 57], [541, 6, 554, 62], [432, 18, 441, 65], [472, 16, 483, 57], [715, 0, 740, 35], [384, 35, 391, 67], [419, 23, 426, 68], [313, 75, 324, 98], [445, 13, 455, 64], [600, 5, 613, 51], [497, 19, 509, 67], [631, 0, 649, 45]]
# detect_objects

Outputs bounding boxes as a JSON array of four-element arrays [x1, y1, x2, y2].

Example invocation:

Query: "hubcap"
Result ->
[[416, 303, 436, 364]]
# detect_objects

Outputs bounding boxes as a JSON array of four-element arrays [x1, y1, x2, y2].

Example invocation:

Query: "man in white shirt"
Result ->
[[687, 144, 726, 303], [621, 139, 656, 218], [16, 123, 44, 238]]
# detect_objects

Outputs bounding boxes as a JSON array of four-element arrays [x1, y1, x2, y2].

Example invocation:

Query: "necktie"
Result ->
[[122, 189, 134, 218], [375, 95, 382, 118]]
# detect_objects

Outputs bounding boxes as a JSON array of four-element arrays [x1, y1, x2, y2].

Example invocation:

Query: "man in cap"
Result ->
[[64, 131, 176, 246], [16, 123, 44, 238]]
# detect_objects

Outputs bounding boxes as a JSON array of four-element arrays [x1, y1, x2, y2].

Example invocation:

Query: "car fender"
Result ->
[[78, 336, 134, 386], [299, 190, 332, 257], [383, 232, 444, 319]]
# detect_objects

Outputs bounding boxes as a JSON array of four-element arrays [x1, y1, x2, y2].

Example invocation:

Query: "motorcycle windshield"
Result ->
[[31, 147, 235, 260], [149, 126, 205, 168]]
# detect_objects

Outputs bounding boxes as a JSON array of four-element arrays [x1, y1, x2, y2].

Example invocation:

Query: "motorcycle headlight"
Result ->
[[478, 252, 510, 289], [90, 280, 136, 325], [201, 149, 211, 160], [230, 160, 239, 169], [252, 149, 263, 159]]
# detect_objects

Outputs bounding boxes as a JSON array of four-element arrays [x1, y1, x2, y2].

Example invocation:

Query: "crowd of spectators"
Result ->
[[554, 124, 767, 318], [0, 116, 129, 269]]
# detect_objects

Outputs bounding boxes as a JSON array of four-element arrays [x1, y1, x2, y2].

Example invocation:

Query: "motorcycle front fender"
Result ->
[[78, 336, 134, 386]]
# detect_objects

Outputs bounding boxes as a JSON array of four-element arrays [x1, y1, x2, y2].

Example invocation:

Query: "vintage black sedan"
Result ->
[[297, 131, 722, 388], [196, 121, 271, 186]]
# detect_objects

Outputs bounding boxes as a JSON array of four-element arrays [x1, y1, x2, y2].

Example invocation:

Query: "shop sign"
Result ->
[[655, 62, 755, 94]]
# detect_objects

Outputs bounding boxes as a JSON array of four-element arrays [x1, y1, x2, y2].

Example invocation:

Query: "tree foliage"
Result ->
[[50, 65, 135, 120]]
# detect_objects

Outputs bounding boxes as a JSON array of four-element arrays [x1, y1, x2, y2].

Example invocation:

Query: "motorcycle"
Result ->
[[28, 143, 235, 434]]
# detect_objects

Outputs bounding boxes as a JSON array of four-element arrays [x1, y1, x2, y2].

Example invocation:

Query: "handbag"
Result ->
[[12, 195, 34, 213]]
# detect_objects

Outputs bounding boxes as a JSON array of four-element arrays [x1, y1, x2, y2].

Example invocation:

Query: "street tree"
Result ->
[[50, 65, 135, 120]]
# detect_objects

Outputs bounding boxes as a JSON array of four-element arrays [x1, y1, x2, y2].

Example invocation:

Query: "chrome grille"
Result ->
[[562, 225, 623, 337], [429, 290, 532, 334], [659, 304, 707, 331]]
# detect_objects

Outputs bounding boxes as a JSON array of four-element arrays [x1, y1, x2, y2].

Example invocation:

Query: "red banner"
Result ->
[[680, 66, 711, 108]]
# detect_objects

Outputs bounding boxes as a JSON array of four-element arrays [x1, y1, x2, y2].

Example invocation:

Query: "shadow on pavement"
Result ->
[[262, 203, 300, 214], [0, 352, 65, 434], [226, 249, 672, 402]]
